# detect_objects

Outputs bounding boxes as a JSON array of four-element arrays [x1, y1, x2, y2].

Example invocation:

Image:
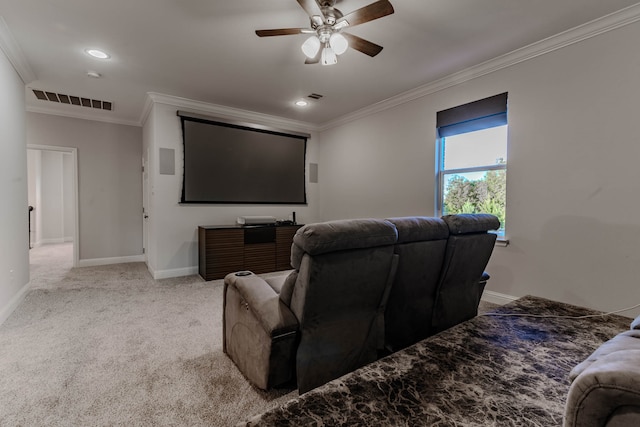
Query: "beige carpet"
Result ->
[[2, 244, 501, 426], [0, 243, 296, 426]]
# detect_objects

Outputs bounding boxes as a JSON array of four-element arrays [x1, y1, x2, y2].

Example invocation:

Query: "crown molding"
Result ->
[[318, 3, 640, 131], [27, 104, 141, 127], [0, 16, 36, 84], [143, 92, 320, 134]]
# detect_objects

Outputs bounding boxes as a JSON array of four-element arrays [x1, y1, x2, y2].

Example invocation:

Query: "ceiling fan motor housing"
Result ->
[[318, 0, 337, 7], [319, 5, 343, 25]]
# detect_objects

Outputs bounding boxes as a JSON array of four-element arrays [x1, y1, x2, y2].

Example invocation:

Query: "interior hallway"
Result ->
[[29, 242, 73, 290]]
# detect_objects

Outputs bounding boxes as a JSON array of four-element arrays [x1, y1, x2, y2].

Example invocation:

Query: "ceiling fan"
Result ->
[[256, 0, 394, 65]]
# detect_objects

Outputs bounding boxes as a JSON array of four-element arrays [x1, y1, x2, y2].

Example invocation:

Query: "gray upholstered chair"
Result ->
[[431, 213, 500, 334], [223, 218, 399, 393], [384, 216, 449, 352], [564, 316, 640, 426]]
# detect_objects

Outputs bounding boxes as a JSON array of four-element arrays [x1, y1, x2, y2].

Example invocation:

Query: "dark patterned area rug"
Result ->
[[243, 296, 631, 426]]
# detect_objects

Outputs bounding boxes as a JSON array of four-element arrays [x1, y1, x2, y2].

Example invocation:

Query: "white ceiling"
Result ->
[[1, 0, 640, 127]]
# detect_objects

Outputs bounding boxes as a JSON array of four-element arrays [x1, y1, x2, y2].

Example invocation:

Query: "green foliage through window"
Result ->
[[443, 170, 506, 230]]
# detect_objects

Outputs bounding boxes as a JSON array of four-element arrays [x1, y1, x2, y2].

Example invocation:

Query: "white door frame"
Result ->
[[27, 144, 80, 267], [142, 149, 149, 264]]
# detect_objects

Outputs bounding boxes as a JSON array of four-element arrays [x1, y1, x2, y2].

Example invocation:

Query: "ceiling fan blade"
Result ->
[[337, 0, 394, 27], [297, 0, 324, 18], [256, 28, 308, 37], [342, 33, 383, 57]]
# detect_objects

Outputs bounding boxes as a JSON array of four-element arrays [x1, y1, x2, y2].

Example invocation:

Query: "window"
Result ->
[[436, 93, 508, 237]]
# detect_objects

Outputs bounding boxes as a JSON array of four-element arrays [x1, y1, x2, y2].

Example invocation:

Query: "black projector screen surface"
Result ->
[[180, 116, 307, 204]]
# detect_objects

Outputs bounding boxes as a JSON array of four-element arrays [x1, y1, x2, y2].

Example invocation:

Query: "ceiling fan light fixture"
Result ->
[[311, 15, 324, 28], [321, 46, 337, 66], [301, 36, 321, 58], [329, 32, 348, 55], [85, 48, 110, 59]]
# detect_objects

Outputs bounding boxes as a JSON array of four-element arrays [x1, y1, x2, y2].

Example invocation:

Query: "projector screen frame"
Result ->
[[177, 111, 310, 205]]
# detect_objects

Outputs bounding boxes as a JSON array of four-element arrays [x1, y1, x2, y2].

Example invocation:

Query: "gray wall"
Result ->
[[317, 19, 640, 316], [0, 46, 29, 324], [27, 113, 143, 261]]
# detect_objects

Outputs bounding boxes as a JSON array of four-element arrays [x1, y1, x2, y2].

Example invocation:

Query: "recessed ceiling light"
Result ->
[[295, 100, 309, 107], [85, 49, 110, 59], [87, 71, 102, 78]]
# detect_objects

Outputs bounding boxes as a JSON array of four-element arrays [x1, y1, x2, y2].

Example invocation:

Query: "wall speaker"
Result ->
[[159, 148, 175, 175], [309, 163, 318, 183]]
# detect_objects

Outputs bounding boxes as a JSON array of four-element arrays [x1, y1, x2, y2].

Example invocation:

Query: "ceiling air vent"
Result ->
[[32, 89, 113, 111], [307, 93, 323, 100]]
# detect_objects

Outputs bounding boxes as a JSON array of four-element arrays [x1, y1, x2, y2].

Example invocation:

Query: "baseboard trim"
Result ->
[[77, 255, 145, 267], [481, 290, 519, 306], [0, 281, 31, 326], [151, 266, 199, 280]]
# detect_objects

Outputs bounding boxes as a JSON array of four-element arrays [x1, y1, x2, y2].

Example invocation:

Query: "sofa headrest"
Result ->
[[293, 218, 398, 256], [442, 214, 500, 235], [385, 216, 449, 243]]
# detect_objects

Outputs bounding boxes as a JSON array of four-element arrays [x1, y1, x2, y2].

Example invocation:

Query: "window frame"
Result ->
[[435, 93, 509, 242], [436, 132, 508, 241]]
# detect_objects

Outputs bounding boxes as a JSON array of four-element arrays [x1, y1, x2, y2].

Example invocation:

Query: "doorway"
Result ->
[[142, 148, 149, 266], [26, 145, 79, 269]]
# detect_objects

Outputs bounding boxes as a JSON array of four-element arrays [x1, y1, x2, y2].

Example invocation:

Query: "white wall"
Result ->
[[317, 20, 640, 316], [142, 101, 320, 279], [40, 150, 64, 242], [0, 46, 29, 324], [26, 113, 143, 263], [63, 152, 74, 240]]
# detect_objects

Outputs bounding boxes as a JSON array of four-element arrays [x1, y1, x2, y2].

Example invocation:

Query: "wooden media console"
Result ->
[[198, 224, 302, 281]]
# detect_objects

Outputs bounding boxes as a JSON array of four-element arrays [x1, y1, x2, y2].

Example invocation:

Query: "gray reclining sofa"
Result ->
[[223, 214, 500, 393], [564, 314, 640, 426]]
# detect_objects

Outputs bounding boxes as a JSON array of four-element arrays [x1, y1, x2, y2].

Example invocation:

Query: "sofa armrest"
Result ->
[[631, 315, 640, 330], [225, 272, 299, 338], [564, 349, 640, 427], [569, 330, 640, 381]]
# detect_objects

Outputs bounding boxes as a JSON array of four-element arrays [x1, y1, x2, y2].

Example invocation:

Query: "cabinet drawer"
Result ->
[[206, 229, 244, 245], [244, 243, 276, 274]]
